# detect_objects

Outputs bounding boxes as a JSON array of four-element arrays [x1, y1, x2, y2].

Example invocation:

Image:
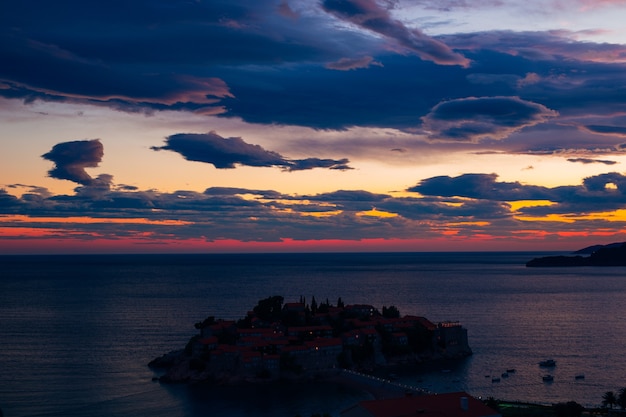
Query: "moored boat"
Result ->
[[539, 359, 556, 367]]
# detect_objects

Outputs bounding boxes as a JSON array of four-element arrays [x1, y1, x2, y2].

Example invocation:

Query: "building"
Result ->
[[340, 392, 501, 417], [433, 321, 472, 357]]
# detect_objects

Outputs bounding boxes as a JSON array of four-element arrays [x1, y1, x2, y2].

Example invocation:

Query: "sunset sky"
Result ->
[[2, 0, 626, 254]]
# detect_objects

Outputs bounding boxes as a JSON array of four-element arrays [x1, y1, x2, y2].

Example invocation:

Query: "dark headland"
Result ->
[[526, 241, 626, 267], [149, 296, 471, 385]]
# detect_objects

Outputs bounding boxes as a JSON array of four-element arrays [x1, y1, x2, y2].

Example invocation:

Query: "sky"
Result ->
[[2, 0, 626, 254]]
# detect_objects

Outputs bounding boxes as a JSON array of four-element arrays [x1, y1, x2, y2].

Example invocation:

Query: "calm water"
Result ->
[[1, 252, 625, 416]]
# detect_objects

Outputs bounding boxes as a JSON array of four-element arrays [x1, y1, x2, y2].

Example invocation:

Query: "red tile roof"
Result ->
[[305, 337, 343, 348], [199, 336, 218, 345]]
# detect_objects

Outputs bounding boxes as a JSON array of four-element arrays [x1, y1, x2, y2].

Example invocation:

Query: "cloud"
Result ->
[[203, 187, 285, 200], [277, 1, 300, 19], [4, 171, 626, 245], [3, 0, 626, 138], [41, 139, 104, 185], [413, 0, 624, 13], [321, 0, 470, 67], [0, 33, 233, 112], [409, 173, 554, 200], [567, 158, 617, 165], [442, 30, 626, 63], [409, 172, 626, 215], [289, 158, 353, 171], [325, 56, 383, 71], [421, 96, 558, 141], [516, 72, 542, 88], [151, 131, 352, 171], [0, 188, 22, 209], [583, 125, 626, 137], [0, 1, 345, 113]]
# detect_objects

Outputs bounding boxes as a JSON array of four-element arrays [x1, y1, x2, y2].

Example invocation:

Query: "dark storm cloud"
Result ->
[[151, 131, 352, 171], [321, 0, 470, 67], [41, 139, 104, 185], [421, 96, 558, 141]]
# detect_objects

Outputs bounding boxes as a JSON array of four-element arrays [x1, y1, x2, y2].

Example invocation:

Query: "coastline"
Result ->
[[328, 370, 427, 400]]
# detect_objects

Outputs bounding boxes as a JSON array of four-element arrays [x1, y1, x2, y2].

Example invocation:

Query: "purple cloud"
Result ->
[[409, 172, 626, 214], [567, 158, 618, 165], [325, 56, 383, 71], [41, 139, 104, 185], [321, 0, 470, 67], [583, 125, 626, 137], [409, 173, 554, 201], [422, 96, 558, 141], [151, 131, 352, 171], [441, 30, 626, 64]]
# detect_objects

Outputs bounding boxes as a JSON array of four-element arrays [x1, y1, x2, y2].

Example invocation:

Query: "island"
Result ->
[[526, 241, 626, 267], [149, 296, 471, 384]]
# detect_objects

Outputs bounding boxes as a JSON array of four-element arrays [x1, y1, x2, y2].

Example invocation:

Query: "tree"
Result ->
[[194, 315, 215, 329], [253, 296, 284, 322], [618, 387, 626, 409], [602, 391, 617, 409], [553, 401, 583, 417], [382, 305, 400, 318]]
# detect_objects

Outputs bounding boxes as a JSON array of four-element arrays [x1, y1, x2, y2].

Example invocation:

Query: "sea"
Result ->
[[1, 251, 625, 416]]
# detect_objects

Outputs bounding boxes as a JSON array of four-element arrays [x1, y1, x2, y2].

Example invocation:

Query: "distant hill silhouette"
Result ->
[[526, 242, 626, 267]]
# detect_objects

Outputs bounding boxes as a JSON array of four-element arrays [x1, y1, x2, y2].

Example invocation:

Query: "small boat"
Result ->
[[506, 368, 516, 373], [575, 374, 585, 380], [492, 377, 501, 383], [501, 372, 509, 378], [542, 375, 554, 382], [539, 359, 556, 367]]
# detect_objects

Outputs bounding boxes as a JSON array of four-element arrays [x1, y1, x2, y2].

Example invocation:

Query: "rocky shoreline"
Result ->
[[527, 241, 626, 267]]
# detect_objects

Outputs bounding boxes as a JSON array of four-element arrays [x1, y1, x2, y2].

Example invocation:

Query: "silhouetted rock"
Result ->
[[527, 242, 626, 267], [526, 255, 589, 267]]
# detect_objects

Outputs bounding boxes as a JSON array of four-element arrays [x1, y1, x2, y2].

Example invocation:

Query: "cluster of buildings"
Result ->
[[159, 297, 471, 382]]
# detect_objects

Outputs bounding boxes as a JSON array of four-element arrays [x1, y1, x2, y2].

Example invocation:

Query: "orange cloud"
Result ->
[[515, 209, 626, 223], [356, 208, 398, 218]]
